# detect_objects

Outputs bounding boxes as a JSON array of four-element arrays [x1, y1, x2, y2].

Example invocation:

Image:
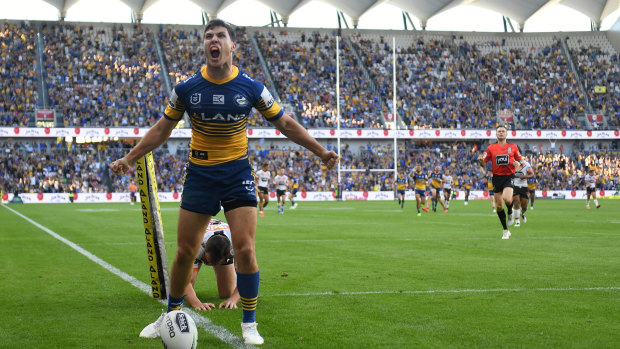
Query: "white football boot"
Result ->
[[506, 213, 514, 226], [502, 230, 511, 240], [514, 219, 520, 227], [139, 311, 165, 338], [241, 322, 264, 345]]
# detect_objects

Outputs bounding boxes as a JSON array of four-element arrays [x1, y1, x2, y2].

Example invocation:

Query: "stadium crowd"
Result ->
[[0, 21, 38, 127], [2, 139, 618, 197], [1, 20, 619, 131]]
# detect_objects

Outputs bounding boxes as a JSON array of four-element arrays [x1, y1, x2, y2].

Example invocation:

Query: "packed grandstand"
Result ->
[[0, 0, 619, 203]]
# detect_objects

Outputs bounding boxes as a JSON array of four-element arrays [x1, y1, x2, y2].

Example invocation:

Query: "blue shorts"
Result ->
[[397, 190, 405, 195], [415, 189, 426, 197], [181, 159, 257, 215]]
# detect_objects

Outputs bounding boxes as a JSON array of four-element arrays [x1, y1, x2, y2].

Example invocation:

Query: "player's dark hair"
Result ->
[[496, 124, 508, 130], [204, 18, 236, 42], [206, 232, 231, 264]]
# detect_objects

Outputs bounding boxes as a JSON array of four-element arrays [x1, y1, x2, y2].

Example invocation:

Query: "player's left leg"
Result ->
[[513, 193, 521, 227], [494, 192, 510, 239], [225, 206, 264, 345], [502, 187, 515, 226], [520, 195, 529, 223], [592, 191, 600, 208]]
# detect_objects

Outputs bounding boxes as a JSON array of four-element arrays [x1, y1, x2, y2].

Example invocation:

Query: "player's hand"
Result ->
[[218, 299, 238, 309], [190, 301, 216, 311], [110, 158, 131, 176], [321, 151, 339, 169]]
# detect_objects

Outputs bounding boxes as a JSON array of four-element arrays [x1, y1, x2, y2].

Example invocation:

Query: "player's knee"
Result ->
[[175, 244, 197, 264], [234, 243, 256, 265]]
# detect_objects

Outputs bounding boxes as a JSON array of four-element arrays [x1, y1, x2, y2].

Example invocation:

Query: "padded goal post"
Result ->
[[136, 152, 170, 300]]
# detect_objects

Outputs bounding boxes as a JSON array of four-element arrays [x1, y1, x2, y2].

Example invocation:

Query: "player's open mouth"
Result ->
[[210, 46, 220, 58]]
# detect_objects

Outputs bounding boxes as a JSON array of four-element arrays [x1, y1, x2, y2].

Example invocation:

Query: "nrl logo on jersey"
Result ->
[[190, 93, 201, 104], [234, 94, 249, 107]]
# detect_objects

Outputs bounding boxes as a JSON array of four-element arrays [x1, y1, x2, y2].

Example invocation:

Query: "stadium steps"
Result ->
[[559, 38, 594, 131], [345, 37, 389, 129]]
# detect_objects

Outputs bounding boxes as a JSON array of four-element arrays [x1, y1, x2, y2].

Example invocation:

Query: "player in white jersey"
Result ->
[[254, 163, 271, 217], [584, 170, 600, 209], [512, 157, 534, 227], [185, 219, 239, 310], [442, 170, 453, 209], [273, 169, 289, 214]]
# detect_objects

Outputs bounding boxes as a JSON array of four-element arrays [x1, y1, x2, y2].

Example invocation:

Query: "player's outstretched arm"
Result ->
[[110, 117, 178, 176], [270, 113, 339, 169]]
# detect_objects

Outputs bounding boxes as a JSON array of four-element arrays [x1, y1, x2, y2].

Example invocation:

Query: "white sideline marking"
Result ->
[[3, 205, 254, 349], [262, 286, 620, 298]]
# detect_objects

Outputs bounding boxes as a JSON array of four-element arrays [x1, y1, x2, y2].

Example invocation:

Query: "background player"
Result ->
[[288, 170, 299, 209], [584, 169, 601, 209], [512, 155, 534, 227], [412, 165, 430, 216], [429, 166, 448, 213], [442, 169, 453, 210], [254, 163, 271, 217], [394, 170, 408, 209], [274, 169, 289, 214], [478, 125, 523, 239], [128, 182, 137, 205], [527, 175, 537, 210], [461, 173, 472, 205]]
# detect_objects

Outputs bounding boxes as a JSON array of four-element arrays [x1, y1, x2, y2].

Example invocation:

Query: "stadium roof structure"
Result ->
[[40, 0, 620, 30]]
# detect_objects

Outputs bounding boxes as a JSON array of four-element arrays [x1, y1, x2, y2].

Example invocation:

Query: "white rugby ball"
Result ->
[[159, 310, 198, 349]]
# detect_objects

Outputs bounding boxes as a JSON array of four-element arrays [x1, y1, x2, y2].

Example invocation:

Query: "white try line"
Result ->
[[262, 286, 620, 298], [2, 205, 254, 349]]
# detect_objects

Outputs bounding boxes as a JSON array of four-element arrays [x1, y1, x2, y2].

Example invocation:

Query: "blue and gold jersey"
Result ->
[[430, 171, 443, 188], [413, 172, 427, 190], [527, 176, 536, 190], [164, 65, 283, 165], [396, 175, 407, 191], [290, 177, 299, 190]]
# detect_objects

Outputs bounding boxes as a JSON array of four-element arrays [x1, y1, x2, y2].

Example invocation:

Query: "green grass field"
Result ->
[[1, 199, 619, 348]]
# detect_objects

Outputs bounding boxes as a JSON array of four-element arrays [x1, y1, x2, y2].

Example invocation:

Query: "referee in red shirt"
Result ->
[[478, 125, 524, 239]]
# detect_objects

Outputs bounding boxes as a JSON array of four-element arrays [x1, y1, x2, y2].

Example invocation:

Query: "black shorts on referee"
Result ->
[[492, 174, 514, 193]]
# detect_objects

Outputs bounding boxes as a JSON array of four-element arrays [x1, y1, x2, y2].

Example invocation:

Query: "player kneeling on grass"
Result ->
[[186, 218, 239, 310], [140, 219, 239, 338]]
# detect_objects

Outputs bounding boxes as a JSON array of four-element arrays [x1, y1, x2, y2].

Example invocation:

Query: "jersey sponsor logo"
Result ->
[[190, 93, 201, 104], [260, 87, 275, 108], [495, 154, 509, 165], [213, 94, 224, 104], [196, 112, 246, 122], [234, 94, 249, 107]]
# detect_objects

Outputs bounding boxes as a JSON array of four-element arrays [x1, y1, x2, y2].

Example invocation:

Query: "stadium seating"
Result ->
[[2, 19, 618, 131]]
